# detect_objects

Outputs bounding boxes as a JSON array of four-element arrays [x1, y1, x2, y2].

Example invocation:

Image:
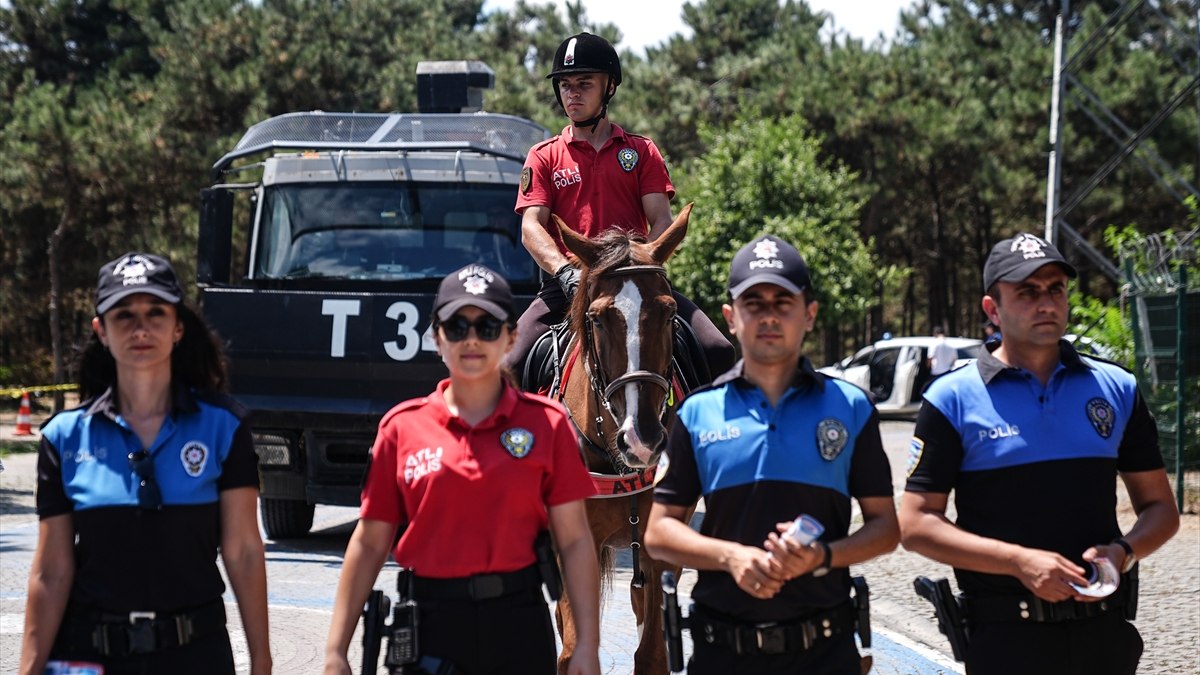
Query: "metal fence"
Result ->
[[1122, 232, 1198, 513]]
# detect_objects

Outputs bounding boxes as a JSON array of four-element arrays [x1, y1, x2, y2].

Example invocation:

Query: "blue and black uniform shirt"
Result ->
[[905, 340, 1163, 598], [655, 358, 893, 622], [37, 384, 258, 612]]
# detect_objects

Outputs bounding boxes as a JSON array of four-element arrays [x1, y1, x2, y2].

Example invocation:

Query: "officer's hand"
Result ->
[[322, 655, 352, 675], [727, 544, 785, 599], [555, 263, 581, 300], [1013, 547, 1090, 603], [567, 649, 601, 675], [763, 524, 824, 580], [1074, 544, 1124, 603]]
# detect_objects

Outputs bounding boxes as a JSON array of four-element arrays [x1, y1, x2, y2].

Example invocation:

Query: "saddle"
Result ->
[[520, 317, 712, 397]]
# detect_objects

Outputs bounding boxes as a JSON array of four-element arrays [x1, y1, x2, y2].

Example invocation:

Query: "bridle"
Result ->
[[580, 264, 676, 456], [574, 262, 676, 590]]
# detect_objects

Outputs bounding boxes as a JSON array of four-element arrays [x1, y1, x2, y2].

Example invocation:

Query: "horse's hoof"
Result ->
[[860, 654, 874, 674]]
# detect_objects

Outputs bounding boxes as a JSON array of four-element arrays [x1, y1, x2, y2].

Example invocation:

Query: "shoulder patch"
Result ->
[[521, 166, 532, 194], [905, 437, 925, 477]]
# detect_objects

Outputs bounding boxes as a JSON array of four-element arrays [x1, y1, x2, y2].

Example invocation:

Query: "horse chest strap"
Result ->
[[589, 466, 657, 498]]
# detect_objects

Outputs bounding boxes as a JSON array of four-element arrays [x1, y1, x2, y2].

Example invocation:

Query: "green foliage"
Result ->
[[1, 0, 1194, 386], [1068, 288, 1133, 368], [671, 113, 900, 360]]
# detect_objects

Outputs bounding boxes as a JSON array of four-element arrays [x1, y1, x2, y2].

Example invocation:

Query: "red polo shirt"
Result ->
[[516, 124, 675, 253], [360, 379, 595, 578]]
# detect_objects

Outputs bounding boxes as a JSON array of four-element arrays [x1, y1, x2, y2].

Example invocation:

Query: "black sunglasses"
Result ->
[[439, 314, 508, 342], [128, 450, 163, 510]]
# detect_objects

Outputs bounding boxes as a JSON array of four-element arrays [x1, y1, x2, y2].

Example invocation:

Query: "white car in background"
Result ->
[[819, 336, 984, 418]]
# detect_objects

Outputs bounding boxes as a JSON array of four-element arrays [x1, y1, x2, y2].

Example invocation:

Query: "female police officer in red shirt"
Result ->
[[324, 264, 601, 675]]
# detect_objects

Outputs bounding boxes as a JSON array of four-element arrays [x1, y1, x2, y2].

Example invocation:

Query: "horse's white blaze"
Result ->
[[614, 280, 653, 463]]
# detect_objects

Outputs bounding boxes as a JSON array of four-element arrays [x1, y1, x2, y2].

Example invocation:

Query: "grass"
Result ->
[[1, 438, 39, 457]]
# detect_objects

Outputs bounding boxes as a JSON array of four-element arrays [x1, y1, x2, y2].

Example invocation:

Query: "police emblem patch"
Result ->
[[816, 418, 848, 461], [617, 147, 639, 172], [1086, 397, 1116, 439], [905, 437, 925, 478], [501, 428, 534, 458], [520, 167, 532, 194], [654, 452, 670, 486], [180, 441, 209, 477]]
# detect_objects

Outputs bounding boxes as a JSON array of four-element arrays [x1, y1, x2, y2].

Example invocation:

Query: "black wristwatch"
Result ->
[[811, 541, 833, 578], [1113, 537, 1137, 573]]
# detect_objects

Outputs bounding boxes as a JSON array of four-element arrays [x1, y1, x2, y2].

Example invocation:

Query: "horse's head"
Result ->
[[553, 204, 692, 469]]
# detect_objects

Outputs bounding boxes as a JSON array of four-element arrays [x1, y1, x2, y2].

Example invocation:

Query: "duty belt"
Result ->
[[412, 565, 542, 602], [965, 591, 1127, 624], [692, 602, 856, 656], [61, 600, 226, 656]]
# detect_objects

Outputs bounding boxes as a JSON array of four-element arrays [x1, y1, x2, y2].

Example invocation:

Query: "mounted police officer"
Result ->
[[507, 31, 734, 391], [900, 232, 1181, 675]]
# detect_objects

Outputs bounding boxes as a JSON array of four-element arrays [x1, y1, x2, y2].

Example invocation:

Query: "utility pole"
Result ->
[[1044, 0, 1069, 244]]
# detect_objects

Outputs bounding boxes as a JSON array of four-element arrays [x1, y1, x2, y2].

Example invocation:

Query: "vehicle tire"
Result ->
[[260, 497, 315, 539]]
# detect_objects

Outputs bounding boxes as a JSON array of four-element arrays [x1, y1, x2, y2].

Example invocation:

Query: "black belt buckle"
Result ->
[[739, 624, 787, 655], [127, 612, 158, 654], [468, 574, 505, 600]]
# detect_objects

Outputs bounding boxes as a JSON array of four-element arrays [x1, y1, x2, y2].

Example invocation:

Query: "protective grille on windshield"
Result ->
[[233, 111, 549, 158]]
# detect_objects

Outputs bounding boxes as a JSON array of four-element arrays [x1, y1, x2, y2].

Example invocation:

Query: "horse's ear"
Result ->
[[554, 214, 601, 267], [650, 202, 692, 264]]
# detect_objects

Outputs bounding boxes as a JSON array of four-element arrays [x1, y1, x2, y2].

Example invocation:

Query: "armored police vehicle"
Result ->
[[197, 62, 548, 537]]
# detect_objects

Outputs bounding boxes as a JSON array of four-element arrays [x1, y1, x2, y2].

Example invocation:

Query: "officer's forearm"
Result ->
[[645, 507, 747, 572], [829, 498, 900, 568], [520, 208, 570, 273], [1120, 468, 1181, 560], [900, 494, 1031, 576], [559, 534, 601, 650]]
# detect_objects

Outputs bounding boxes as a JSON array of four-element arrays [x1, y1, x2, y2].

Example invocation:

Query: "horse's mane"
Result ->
[[567, 229, 653, 341]]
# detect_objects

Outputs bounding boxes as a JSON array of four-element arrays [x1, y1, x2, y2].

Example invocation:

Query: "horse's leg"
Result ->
[[555, 588, 577, 675], [558, 500, 619, 675], [628, 492, 673, 675]]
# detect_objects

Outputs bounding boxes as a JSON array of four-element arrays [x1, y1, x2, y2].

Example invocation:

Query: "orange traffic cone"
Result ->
[[13, 391, 34, 436]]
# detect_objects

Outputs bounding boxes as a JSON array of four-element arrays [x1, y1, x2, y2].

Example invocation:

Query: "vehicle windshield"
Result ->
[[253, 182, 537, 282]]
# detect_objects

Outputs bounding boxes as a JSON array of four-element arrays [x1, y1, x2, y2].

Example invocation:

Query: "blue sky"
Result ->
[[481, 0, 915, 54]]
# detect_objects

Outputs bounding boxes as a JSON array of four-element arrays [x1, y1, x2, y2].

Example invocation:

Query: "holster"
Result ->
[[660, 571, 688, 674], [385, 569, 420, 669], [535, 530, 563, 601], [361, 589, 391, 674], [913, 576, 969, 662], [851, 575, 872, 648], [1123, 565, 1139, 620]]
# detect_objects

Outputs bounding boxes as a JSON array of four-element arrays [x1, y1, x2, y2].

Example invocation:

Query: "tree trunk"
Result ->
[[49, 119, 77, 413]]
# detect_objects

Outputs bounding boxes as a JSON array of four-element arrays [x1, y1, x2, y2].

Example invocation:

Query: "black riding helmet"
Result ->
[[546, 32, 621, 130]]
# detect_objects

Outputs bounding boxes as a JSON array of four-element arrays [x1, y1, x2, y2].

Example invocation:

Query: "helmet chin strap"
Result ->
[[572, 103, 608, 132]]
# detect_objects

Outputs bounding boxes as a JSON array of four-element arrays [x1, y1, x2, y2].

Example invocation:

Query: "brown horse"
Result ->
[[551, 205, 694, 675]]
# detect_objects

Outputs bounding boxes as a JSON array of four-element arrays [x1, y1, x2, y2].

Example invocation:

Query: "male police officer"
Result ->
[[645, 235, 899, 674], [507, 31, 734, 385], [900, 232, 1180, 675]]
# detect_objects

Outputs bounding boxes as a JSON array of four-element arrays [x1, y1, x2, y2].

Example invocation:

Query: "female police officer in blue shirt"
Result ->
[[21, 252, 271, 675]]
